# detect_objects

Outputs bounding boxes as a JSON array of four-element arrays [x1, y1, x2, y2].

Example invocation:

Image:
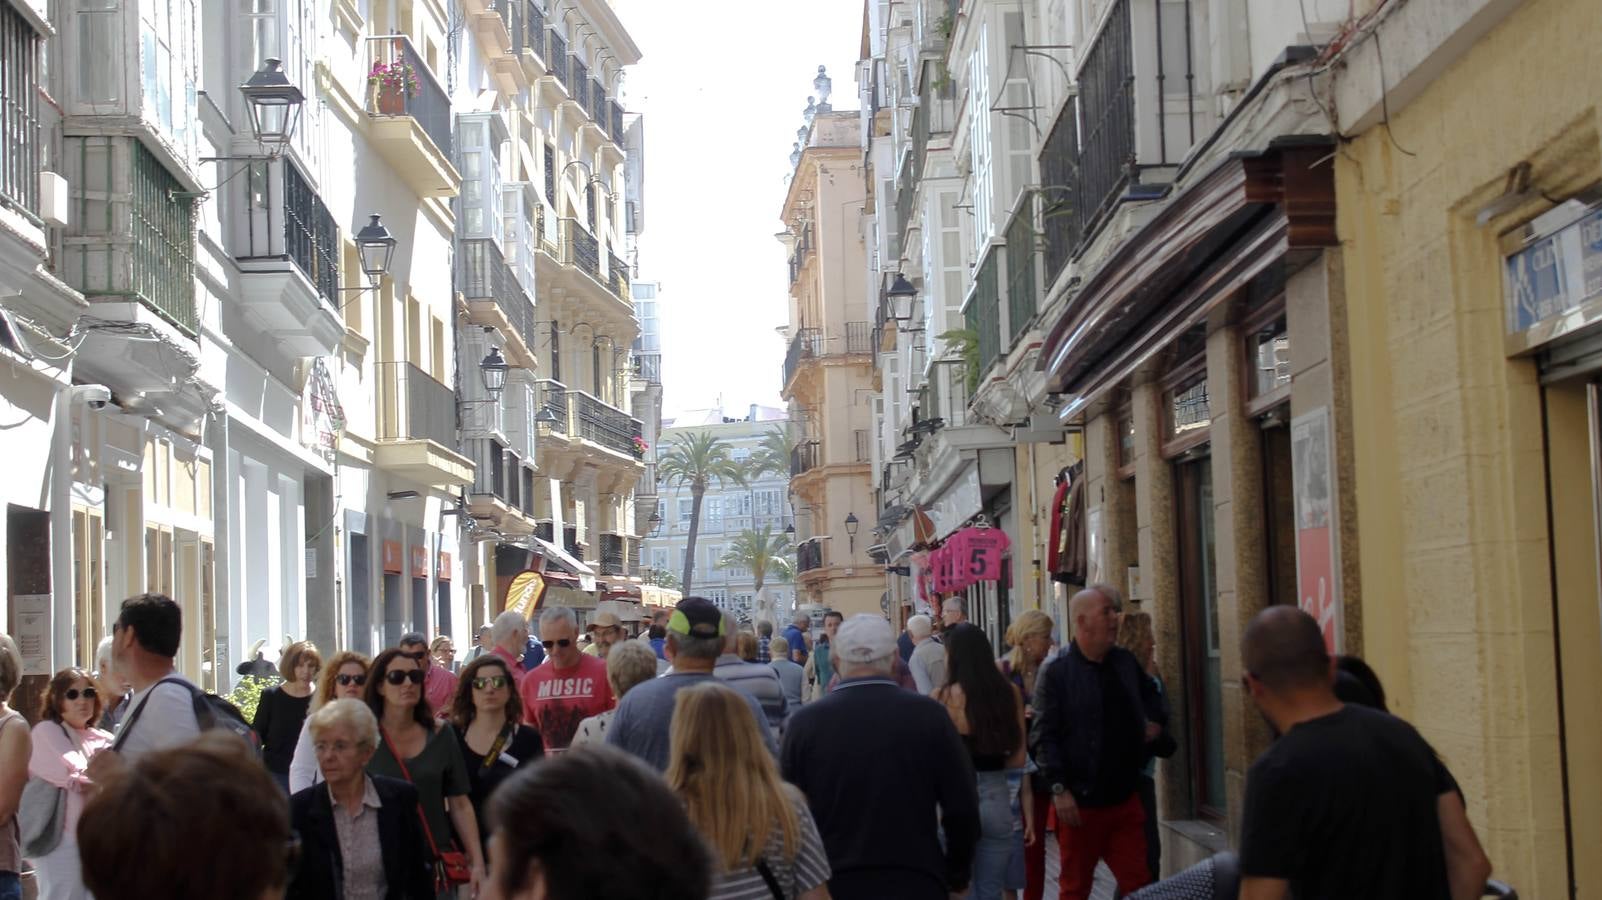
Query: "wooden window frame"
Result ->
[[1161, 354, 1212, 460], [1242, 297, 1291, 418]]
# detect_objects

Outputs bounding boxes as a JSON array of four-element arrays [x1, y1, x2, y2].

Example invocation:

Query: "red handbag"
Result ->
[[381, 727, 472, 890]]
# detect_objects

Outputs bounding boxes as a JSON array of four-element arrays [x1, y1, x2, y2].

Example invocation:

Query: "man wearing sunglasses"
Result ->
[[518, 606, 614, 753], [398, 632, 458, 719]]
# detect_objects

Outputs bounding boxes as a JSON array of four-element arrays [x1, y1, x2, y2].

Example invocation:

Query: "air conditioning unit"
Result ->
[[38, 172, 68, 227]]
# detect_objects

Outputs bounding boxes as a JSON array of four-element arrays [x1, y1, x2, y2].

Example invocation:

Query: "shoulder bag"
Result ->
[[18, 721, 71, 857], [381, 726, 472, 891]]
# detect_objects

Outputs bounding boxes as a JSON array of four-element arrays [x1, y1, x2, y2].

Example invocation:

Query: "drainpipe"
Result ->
[[49, 389, 75, 671]]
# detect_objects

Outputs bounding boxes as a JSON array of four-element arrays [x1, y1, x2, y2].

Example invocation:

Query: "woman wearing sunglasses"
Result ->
[[447, 656, 543, 845], [26, 667, 113, 900], [365, 648, 485, 898], [288, 651, 371, 792]]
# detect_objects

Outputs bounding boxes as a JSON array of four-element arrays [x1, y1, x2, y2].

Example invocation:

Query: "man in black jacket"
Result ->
[[1030, 586, 1168, 900], [782, 614, 980, 899]]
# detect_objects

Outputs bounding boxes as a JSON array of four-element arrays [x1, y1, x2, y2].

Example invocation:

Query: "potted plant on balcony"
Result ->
[[630, 435, 649, 459], [369, 59, 420, 115]]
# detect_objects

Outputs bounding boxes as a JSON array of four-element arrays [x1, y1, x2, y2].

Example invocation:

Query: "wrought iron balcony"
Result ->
[[1037, 0, 1198, 277], [609, 102, 625, 142], [633, 352, 662, 384], [844, 321, 875, 354], [519, 0, 546, 61], [599, 533, 626, 576], [459, 238, 536, 351], [797, 540, 824, 574], [609, 251, 630, 302], [0, 4, 40, 221], [787, 223, 814, 286], [562, 218, 600, 281], [376, 362, 456, 447], [570, 390, 643, 457], [467, 437, 515, 504], [790, 441, 820, 478], [783, 327, 822, 389], [1005, 197, 1037, 345], [366, 35, 453, 159], [572, 59, 590, 111], [237, 159, 340, 306], [547, 32, 568, 88], [590, 80, 608, 135], [969, 249, 1002, 375]]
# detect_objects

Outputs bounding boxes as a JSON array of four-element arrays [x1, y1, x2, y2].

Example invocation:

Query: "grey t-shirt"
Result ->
[[770, 659, 805, 709], [606, 671, 776, 770], [909, 639, 948, 695]]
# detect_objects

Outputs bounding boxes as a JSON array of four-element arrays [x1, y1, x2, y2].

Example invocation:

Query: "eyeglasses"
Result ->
[[541, 638, 572, 649], [313, 739, 365, 754], [335, 674, 367, 687], [384, 669, 425, 686], [472, 675, 510, 690], [64, 687, 98, 701]]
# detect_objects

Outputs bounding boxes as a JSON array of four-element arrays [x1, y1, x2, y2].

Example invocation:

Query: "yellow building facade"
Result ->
[[1336, 0, 1602, 892]]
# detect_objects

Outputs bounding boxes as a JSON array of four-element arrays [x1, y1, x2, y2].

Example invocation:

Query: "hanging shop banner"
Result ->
[[299, 357, 347, 454], [437, 551, 452, 582], [410, 545, 429, 579], [382, 540, 403, 575], [504, 570, 547, 620], [1291, 407, 1342, 655]]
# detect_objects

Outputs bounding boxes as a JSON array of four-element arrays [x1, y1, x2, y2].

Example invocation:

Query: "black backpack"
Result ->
[[110, 676, 263, 759]]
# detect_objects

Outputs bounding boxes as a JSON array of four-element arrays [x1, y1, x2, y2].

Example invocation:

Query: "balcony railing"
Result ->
[[547, 31, 568, 87], [787, 223, 814, 285], [377, 362, 456, 447], [459, 238, 536, 350], [562, 218, 600, 280], [844, 321, 875, 354], [1005, 196, 1037, 345], [791, 441, 820, 478], [570, 390, 643, 457], [633, 351, 661, 384], [609, 102, 624, 142], [972, 249, 1002, 375], [130, 142, 197, 334], [367, 35, 453, 159], [572, 59, 590, 110], [590, 80, 608, 134], [609, 251, 630, 302], [237, 159, 341, 305], [520, 0, 546, 60], [0, 4, 39, 220], [599, 533, 626, 576], [1038, 0, 1199, 270], [783, 327, 822, 388], [797, 540, 824, 574], [468, 437, 514, 503], [537, 379, 568, 436]]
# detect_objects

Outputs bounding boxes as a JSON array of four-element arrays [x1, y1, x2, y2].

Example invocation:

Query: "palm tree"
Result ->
[[659, 430, 745, 595], [750, 425, 799, 480], [719, 524, 795, 625]]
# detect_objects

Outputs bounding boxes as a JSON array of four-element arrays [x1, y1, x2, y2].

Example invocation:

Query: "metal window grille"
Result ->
[[571, 59, 589, 110], [1005, 196, 1036, 345], [0, 4, 39, 218], [547, 31, 567, 87], [543, 143, 555, 205], [131, 143, 197, 334], [974, 249, 1001, 374], [282, 161, 340, 303]]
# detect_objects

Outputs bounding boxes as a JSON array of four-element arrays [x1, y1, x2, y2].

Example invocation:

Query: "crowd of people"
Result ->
[[0, 583, 1498, 900]]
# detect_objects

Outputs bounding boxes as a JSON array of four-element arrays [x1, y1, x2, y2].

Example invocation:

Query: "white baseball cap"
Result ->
[[833, 614, 896, 664]]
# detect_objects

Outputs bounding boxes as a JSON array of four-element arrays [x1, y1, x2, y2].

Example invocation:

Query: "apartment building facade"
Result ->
[[779, 108, 884, 619], [643, 405, 796, 625]]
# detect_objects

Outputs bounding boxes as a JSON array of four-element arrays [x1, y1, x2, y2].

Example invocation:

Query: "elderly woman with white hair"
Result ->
[[92, 636, 131, 731], [287, 698, 434, 900]]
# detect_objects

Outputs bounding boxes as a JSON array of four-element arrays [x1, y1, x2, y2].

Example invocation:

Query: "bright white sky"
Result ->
[[611, 0, 866, 418]]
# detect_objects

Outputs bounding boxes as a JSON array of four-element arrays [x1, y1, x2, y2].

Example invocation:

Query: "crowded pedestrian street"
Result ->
[[0, 0, 1597, 898]]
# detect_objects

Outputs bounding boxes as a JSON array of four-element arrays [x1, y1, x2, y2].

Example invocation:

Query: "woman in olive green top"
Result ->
[[364, 647, 485, 898]]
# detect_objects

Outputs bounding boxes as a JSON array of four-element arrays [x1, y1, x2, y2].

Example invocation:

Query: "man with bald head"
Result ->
[[1237, 606, 1491, 900], [1030, 586, 1167, 899]]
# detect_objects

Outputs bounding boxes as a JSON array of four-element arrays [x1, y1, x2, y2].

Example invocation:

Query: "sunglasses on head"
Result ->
[[335, 673, 367, 686], [541, 638, 572, 649], [384, 669, 425, 685], [472, 675, 510, 690], [64, 687, 97, 701]]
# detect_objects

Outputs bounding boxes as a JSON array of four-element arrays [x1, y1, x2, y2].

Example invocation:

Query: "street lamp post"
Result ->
[[844, 512, 860, 555], [355, 215, 398, 286], [238, 58, 305, 149]]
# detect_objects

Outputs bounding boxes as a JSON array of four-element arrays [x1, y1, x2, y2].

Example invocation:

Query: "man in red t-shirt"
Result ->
[[519, 606, 614, 752]]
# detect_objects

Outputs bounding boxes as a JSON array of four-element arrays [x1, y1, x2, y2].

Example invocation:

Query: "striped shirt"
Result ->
[[714, 654, 790, 732], [709, 793, 831, 900]]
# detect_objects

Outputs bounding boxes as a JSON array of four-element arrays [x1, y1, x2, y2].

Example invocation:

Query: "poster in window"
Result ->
[[1291, 407, 1341, 655]]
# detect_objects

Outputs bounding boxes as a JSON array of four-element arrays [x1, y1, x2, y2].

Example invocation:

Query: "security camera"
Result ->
[[69, 384, 112, 409]]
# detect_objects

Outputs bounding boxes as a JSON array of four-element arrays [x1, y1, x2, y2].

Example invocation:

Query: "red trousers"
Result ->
[[1054, 793, 1150, 900], [1023, 790, 1051, 900]]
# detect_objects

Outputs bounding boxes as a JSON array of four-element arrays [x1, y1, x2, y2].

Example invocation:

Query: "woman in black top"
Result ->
[[448, 655, 543, 853], [253, 640, 320, 791], [934, 624, 1029, 900]]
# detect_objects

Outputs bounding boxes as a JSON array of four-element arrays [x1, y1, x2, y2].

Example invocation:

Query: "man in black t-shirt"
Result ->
[[1237, 607, 1492, 900]]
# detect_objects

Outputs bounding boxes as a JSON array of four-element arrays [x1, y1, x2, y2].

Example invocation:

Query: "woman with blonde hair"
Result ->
[[666, 682, 831, 899], [999, 609, 1054, 900], [572, 639, 658, 747], [288, 650, 370, 792], [253, 640, 321, 792], [1115, 610, 1169, 882]]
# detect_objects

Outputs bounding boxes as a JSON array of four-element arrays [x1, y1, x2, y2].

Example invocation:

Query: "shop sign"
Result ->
[[504, 570, 547, 619], [1504, 203, 1602, 354], [410, 545, 429, 579], [1291, 407, 1342, 655], [382, 540, 403, 574], [437, 551, 452, 582], [13, 594, 49, 675]]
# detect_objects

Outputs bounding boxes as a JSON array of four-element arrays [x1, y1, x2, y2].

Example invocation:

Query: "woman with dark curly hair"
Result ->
[[27, 667, 113, 900], [448, 655, 542, 847]]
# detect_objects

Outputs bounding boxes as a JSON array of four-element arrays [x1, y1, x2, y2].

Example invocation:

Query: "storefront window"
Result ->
[[1248, 317, 1291, 398], [1176, 457, 1225, 817]]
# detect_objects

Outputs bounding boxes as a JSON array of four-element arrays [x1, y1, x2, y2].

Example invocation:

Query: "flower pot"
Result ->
[[376, 83, 407, 115]]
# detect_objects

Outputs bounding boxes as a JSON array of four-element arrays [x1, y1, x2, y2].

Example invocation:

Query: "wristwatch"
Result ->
[[1050, 783, 1067, 796]]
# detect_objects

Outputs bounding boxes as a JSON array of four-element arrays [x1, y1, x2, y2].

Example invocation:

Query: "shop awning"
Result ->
[[1039, 144, 1337, 417], [530, 535, 597, 592]]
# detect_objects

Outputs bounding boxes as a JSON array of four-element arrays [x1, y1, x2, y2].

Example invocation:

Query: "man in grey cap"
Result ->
[[781, 614, 979, 900]]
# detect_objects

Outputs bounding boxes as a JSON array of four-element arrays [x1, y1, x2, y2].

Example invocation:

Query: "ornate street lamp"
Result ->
[[844, 512, 860, 553], [885, 273, 918, 322], [239, 58, 306, 148], [479, 348, 510, 398], [355, 214, 397, 285]]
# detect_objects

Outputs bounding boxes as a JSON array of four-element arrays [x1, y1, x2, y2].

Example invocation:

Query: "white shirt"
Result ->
[[115, 675, 202, 761]]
